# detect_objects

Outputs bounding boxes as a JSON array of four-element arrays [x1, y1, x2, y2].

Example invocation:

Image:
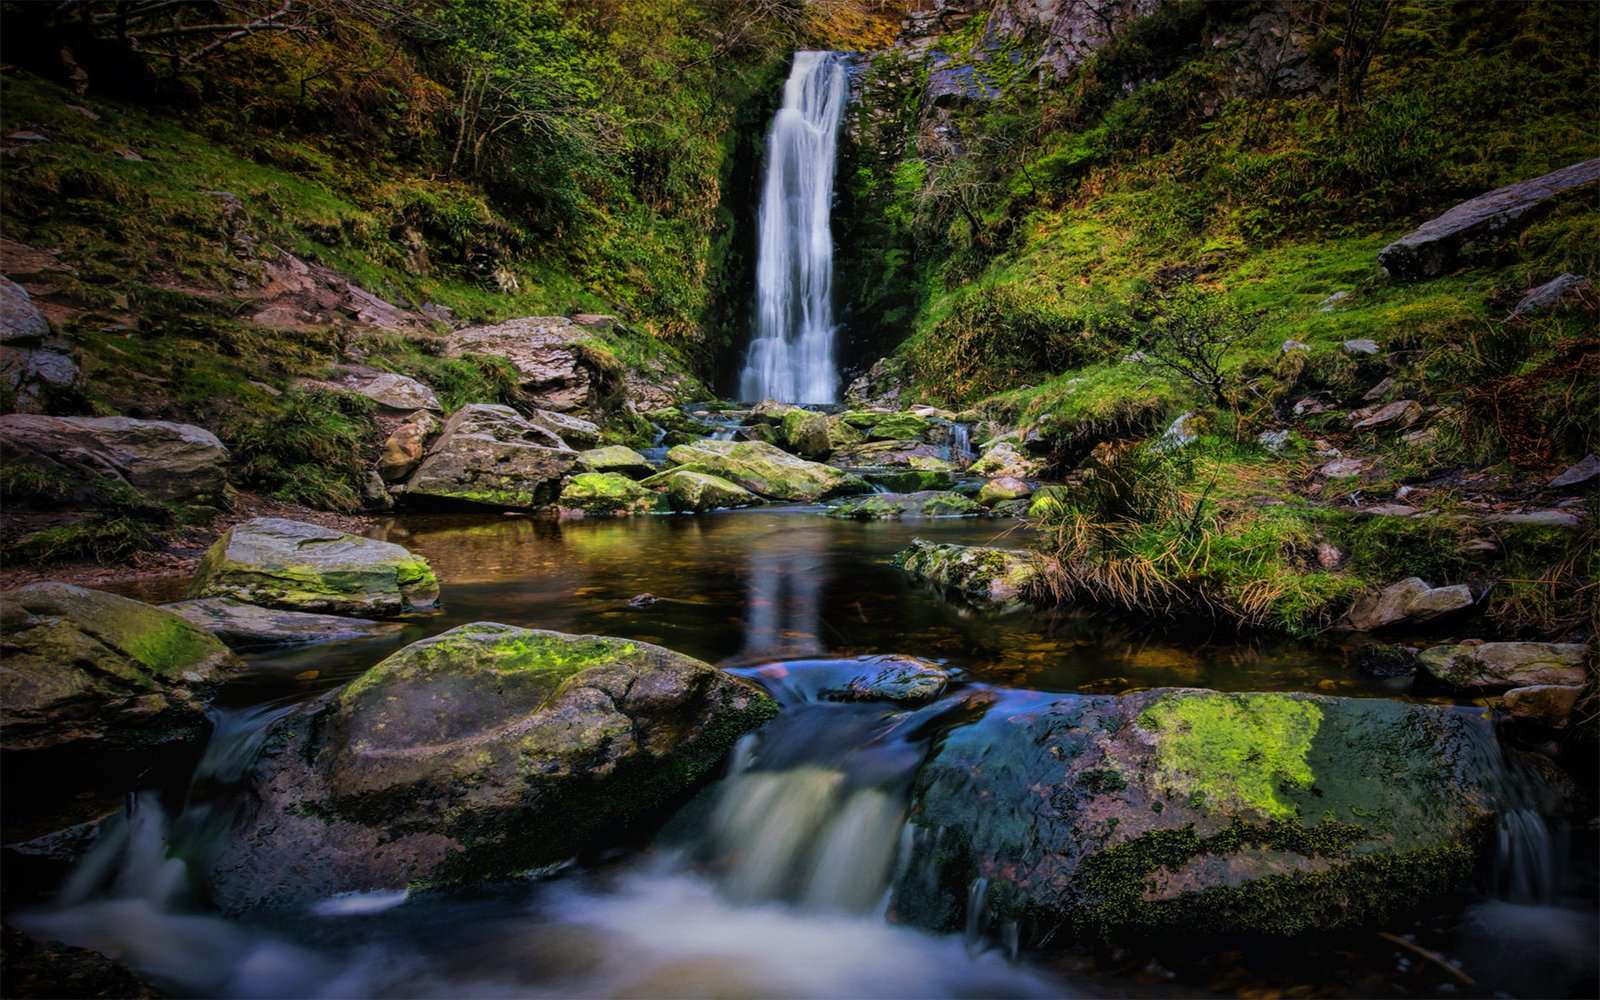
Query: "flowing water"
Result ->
[[738, 51, 849, 404], [12, 510, 1599, 998]]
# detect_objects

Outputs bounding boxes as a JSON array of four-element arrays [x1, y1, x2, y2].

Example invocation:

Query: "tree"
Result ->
[[1137, 285, 1260, 408]]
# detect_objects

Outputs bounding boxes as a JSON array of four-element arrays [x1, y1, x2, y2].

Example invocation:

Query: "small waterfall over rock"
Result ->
[[737, 51, 849, 404]]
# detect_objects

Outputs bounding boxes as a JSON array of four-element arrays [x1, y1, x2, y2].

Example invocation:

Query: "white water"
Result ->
[[738, 51, 849, 404]]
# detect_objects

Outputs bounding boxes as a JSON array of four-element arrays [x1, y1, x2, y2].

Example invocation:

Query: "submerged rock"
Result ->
[[402, 404, 579, 510], [894, 539, 1042, 611], [825, 491, 981, 520], [666, 439, 868, 502], [659, 470, 760, 513], [0, 414, 228, 504], [824, 654, 951, 705], [161, 598, 402, 649], [188, 517, 439, 618], [1417, 642, 1588, 692], [210, 624, 777, 912], [0, 583, 241, 754], [558, 472, 662, 516], [893, 688, 1502, 938], [580, 444, 655, 480]]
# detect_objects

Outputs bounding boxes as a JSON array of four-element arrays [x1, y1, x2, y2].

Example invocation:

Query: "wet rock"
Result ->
[[161, 597, 402, 649], [977, 477, 1034, 506], [558, 472, 662, 516], [659, 470, 760, 513], [1342, 577, 1474, 631], [528, 409, 600, 450], [893, 539, 1042, 611], [1507, 273, 1590, 319], [444, 317, 623, 414], [1351, 399, 1422, 432], [824, 655, 951, 705], [580, 445, 655, 480], [1, 924, 164, 999], [828, 439, 945, 468], [1500, 685, 1584, 728], [1547, 453, 1600, 490], [1379, 159, 1600, 281], [402, 404, 580, 510], [779, 409, 833, 458], [377, 411, 439, 483], [1348, 643, 1418, 678], [189, 517, 439, 618], [825, 491, 981, 520], [209, 624, 777, 912], [1418, 642, 1588, 691], [968, 441, 1046, 479], [893, 688, 1503, 938], [665, 440, 868, 502], [0, 414, 227, 504], [0, 583, 242, 754]]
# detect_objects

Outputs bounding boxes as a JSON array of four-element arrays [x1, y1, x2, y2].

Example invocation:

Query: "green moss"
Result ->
[[1136, 693, 1322, 820]]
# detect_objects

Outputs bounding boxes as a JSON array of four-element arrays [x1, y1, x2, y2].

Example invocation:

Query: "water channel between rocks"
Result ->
[[19, 509, 1600, 999]]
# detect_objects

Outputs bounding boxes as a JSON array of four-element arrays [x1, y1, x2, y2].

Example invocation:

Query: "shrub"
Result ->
[[223, 388, 378, 512]]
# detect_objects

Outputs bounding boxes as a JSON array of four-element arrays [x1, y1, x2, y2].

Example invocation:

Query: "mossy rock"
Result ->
[[579, 445, 655, 480], [665, 440, 869, 502], [188, 517, 439, 618], [863, 468, 957, 492], [892, 688, 1503, 940], [208, 623, 778, 912], [661, 470, 761, 512], [825, 491, 981, 520], [558, 472, 663, 516], [893, 539, 1043, 611], [643, 407, 715, 446], [0, 583, 243, 754], [779, 409, 832, 458]]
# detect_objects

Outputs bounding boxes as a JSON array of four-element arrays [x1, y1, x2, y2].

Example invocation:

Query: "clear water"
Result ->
[[13, 510, 1598, 998]]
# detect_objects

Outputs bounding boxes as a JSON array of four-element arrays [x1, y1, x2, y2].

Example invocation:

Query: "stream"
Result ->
[[11, 510, 1599, 998]]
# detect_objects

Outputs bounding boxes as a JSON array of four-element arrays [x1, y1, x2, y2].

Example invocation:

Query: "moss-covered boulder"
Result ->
[[558, 472, 663, 516], [0, 583, 242, 754], [826, 491, 982, 520], [977, 476, 1035, 506], [643, 407, 715, 446], [401, 404, 580, 510], [189, 517, 439, 618], [579, 445, 655, 480], [829, 439, 946, 468], [969, 441, 1046, 479], [892, 688, 1502, 940], [893, 539, 1043, 611], [665, 440, 869, 501], [660, 470, 761, 512], [837, 410, 936, 442], [779, 409, 832, 458], [209, 623, 778, 912], [864, 469, 957, 492]]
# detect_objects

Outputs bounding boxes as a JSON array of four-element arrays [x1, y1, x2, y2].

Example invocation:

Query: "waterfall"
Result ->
[[738, 51, 849, 404]]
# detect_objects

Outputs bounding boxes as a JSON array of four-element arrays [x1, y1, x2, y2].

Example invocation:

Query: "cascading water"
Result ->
[[737, 51, 849, 404]]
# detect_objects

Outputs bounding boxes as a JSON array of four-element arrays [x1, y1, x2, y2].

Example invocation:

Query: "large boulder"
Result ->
[[825, 491, 981, 520], [893, 688, 1501, 939], [894, 540, 1042, 611], [779, 409, 833, 458], [1341, 577, 1474, 631], [1418, 642, 1588, 692], [0, 583, 242, 754], [209, 624, 778, 912], [666, 439, 869, 502], [188, 518, 439, 618], [1379, 159, 1600, 282], [580, 445, 655, 480], [659, 470, 761, 513], [161, 598, 402, 649], [0, 414, 228, 504], [401, 404, 579, 510], [444, 317, 622, 414], [558, 472, 662, 516]]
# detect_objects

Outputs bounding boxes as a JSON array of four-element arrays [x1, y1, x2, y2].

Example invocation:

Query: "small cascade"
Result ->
[[737, 52, 850, 404], [951, 422, 977, 464]]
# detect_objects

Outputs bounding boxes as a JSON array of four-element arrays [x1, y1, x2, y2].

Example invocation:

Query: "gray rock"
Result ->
[[188, 517, 439, 618], [1485, 509, 1582, 529], [1342, 577, 1474, 631], [1281, 339, 1310, 353], [1547, 453, 1599, 489], [1157, 411, 1201, 450], [0, 414, 228, 504], [1362, 377, 1396, 402], [1418, 642, 1588, 691], [580, 444, 655, 479], [893, 539, 1041, 611], [528, 408, 600, 449], [208, 624, 777, 913], [0, 583, 242, 754], [0, 275, 49, 342], [162, 597, 403, 649], [1342, 338, 1380, 354], [1351, 399, 1422, 432], [1257, 429, 1291, 452], [344, 372, 440, 412], [1319, 291, 1351, 311], [444, 317, 621, 414], [1508, 273, 1590, 319], [1379, 159, 1600, 281], [2, 343, 83, 413], [403, 404, 580, 510]]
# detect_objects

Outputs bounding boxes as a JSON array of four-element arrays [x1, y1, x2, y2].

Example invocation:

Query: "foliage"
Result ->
[[222, 387, 378, 511], [1135, 285, 1262, 408]]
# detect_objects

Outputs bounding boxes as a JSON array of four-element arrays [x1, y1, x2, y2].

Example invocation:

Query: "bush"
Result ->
[[910, 283, 1104, 403], [223, 388, 378, 512]]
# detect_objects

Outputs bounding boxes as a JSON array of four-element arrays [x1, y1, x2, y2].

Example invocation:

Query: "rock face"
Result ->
[[580, 445, 655, 480], [402, 404, 579, 510], [1418, 642, 1588, 691], [0, 583, 242, 753], [161, 598, 402, 649], [1378, 159, 1600, 281], [666, 440, 869, 502], [1342, 577, 1474, 631], [894, 540, 1042, 611], [209, 624, 778, 912], [444, 317, 622, 414], [189, 518, 439, 618], [660, 470, 760, 513], [826, 491, 981, 520], [893, 688, 1500, 938], [558, 472, 661, 516], [0, 414, 228, 504]]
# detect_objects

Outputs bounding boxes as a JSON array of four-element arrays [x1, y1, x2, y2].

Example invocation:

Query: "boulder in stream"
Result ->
[[558, 472, 663, 516], [665, 439, 869, 502], [210, 623, 778, 912], [188, 517, 439, 618], [580, 444, 655, 479], [825, 491, 981, 520], [659, 470, 761, 512], [161, 598, 403, 649], [893, 688, 1503, 939], [894, 539, 1043, 611]]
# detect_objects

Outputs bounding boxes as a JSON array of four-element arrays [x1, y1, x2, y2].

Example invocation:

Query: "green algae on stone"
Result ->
[[893, 539, 1042, 610], [661, 470, 760, 512], [558, 472, 662, 515], [579, 445, 655, 480], [665, 439, 869, 501], [1136, 693, 1322, 820]]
